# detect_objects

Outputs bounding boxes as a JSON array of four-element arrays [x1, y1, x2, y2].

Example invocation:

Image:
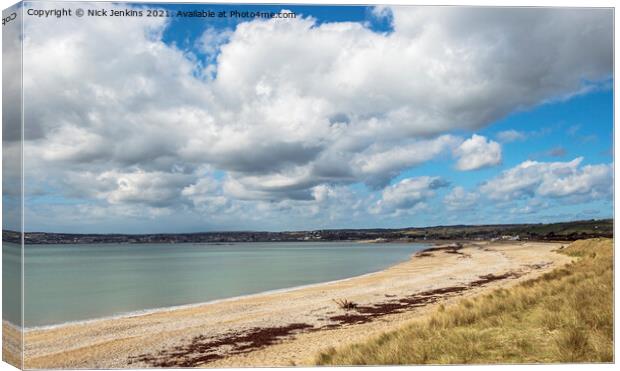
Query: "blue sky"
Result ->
[[407, 88, 614, 189], [391, 88, 614, 228], [8, 3, 613, 233]]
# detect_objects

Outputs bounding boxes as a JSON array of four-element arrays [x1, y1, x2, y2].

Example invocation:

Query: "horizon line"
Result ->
[[3, 217, 612, 236]]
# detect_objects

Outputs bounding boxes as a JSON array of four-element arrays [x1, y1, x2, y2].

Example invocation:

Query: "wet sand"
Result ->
[[8, 240, 571, 368]]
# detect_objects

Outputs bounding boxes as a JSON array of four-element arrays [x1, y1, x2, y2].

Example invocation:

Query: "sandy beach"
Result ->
[[8, 240, 571, 369]]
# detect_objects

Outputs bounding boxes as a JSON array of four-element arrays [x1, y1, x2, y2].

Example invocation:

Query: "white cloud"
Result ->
[[454, 135, 502, 171], [372, 177, 448, 214], [480, 157, 613, 202], [64, 169, 196, 208], [537, 163, 612, 198], [509, 199, 548, 215], [351, 135, 460, 188], [509, 205, 536, 215], [196, 27, 233, 58], [443, 186, 480, 211], [371, 6, 392, 20], [181, 177, 224, 209], [496, 130, 527, 142], [18, 3, 613, 228]]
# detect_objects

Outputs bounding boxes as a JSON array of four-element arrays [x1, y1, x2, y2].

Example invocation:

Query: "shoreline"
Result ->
[[15, 240, 572, 368], [17, 242, 434, 334], [20, 243, 430, 332]]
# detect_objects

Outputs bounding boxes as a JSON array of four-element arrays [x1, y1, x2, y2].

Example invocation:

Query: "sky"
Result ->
[[5, 3, 613, 233]]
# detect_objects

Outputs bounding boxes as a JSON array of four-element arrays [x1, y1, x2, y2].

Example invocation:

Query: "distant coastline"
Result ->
[[3, 218, 612, 245]]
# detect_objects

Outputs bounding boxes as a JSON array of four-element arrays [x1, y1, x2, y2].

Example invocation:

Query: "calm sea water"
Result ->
[[3, 241, 427, 328]]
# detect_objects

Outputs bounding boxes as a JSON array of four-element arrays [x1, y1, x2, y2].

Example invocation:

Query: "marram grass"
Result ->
[[316, 238, 613, 365]]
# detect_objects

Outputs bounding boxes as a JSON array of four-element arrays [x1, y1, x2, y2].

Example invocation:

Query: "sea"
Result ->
[[2, 241, 428, 328]]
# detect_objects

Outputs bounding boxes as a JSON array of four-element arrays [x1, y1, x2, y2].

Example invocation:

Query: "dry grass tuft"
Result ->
[[317, 238, 613, 365], [333, 298, 358, 311]]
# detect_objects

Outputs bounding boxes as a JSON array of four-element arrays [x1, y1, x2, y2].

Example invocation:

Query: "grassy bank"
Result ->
[[317, 238, 613, 365]]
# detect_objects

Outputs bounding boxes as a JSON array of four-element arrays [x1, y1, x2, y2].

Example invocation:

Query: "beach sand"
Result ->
[[2, 321, 22, 369], [8, 240, 571, 368]]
